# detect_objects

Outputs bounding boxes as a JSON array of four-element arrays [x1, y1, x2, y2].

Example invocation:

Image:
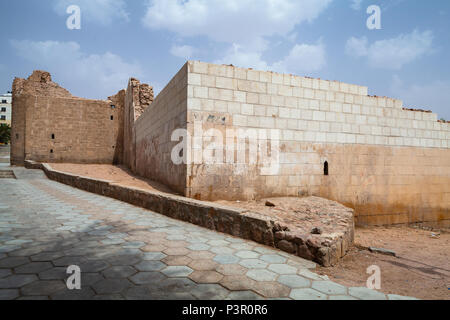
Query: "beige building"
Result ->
[[0, 93, 12, 125]]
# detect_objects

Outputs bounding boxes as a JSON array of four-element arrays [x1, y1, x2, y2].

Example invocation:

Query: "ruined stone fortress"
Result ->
[[11, 61, 450, 228]]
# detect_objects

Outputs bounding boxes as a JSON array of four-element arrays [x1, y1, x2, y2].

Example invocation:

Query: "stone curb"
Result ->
[[25, 160, 354, 266]]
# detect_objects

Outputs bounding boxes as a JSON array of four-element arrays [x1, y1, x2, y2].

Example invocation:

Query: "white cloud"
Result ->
[[53, 0, 129, 25], [272, 42, 326, 74], [11, 40, 142, 99], [170, 45, 196, 60], [345, 36, 368, 57], [345, 30, 434, 70], [142, 0, 332, 49], [350, 0, 363, 11], [391, 75, 450, 119], [216, 41, 326, 76]]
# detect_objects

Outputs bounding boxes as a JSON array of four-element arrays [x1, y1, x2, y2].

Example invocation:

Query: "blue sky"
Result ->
[[1, 0, 449, 119]]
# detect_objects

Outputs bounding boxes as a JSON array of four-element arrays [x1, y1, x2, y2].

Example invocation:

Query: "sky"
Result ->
[[0, 0, 449, 119]]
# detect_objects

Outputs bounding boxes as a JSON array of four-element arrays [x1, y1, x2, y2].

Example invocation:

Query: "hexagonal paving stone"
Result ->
[[161, 266, 193, 278], [142, 252, 166, 261], [78, 260, 110, 273], [260, 254, 287, 264], [21, 280, 67, 296], [106, 255, 142, 266], [214, 255, 240, 265], [188, 251, 216, 260], [189, 271, 223, 284], [220, 275, 256, 291], [216, 264, 248, 276], [0, 289, 20, 300], [122, 242, 145, 249], [277, 275, 311, 289], [0, 274, 38, 288], [102, 266, 137, 278], [165, 241, 189, 248], [129, 272, 167, 285], [38, 267, 68, 280], [290, 288, 328, 300], [227, 291, 264, 300], [31, 251, 65, 262], [92, 278, 132, 294], [188, 260, 219, 271], [329, 295, 358, 300], [239, 259, 268, 269], [235, 250, 259, 259], [348, 287, 387, 300], [0, 257, 30, 268], [297, 269, 323, 280], [162, 256, 192, 266], [209, 247, 234, 255], [156, 278, 197, 293], [191, 283, 229, 300], [246, 269, 278, 282], [163, 247, 191, 256], [207, 240, 230, 247], [135, 261, 166, 272], [268, 264, 298, 275], [142, 244, 167, 252], [312, 280, 348, 295], [14, 262, 53, 274], [252, 281, 290, 298], [187, 243, 211, 251], [0, 269, 12, 279], [52, 256, 87, 267]]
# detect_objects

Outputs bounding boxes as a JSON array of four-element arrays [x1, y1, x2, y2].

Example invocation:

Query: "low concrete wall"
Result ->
[[27, 161, 354, 267]]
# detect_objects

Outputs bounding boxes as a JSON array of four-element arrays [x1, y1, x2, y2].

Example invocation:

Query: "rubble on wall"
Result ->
[[129, 78, 154, 120], [12, 70, 73, 98]]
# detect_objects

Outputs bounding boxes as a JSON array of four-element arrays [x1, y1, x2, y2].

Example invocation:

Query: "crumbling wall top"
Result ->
[[13, 70, 73, 98]]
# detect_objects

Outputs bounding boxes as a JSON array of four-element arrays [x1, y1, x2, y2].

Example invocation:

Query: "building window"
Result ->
[[324, 161, 329, 176], [1, 108, 6, 112], [110, 115, 114, 120], [1, 100, 7, 104], [51, 134, 55, 140], [0, 116, 5, 120]]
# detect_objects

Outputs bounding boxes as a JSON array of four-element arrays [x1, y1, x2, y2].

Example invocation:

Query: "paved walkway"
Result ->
[[0, 167, 415, 300]]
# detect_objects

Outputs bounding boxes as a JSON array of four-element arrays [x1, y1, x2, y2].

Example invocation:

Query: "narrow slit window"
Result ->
[[51, 134, 55, 140], [324, 161, 329, 176], [110, 115, 114, 120]]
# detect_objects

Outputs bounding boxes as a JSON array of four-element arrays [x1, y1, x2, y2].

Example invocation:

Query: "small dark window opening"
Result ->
[[16, 134, 19, 139], [111, 105, 116, 109], [50, 149, 54, 154], [110, 115, 114, 120], [324, 161, 329, 176], [51, 134, 55, 140]]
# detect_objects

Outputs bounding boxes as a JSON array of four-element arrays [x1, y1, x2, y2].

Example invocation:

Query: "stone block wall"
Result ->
[[184, 61, 450, 226], [134, 64, 188, 194], [11, 71, 124, 165]]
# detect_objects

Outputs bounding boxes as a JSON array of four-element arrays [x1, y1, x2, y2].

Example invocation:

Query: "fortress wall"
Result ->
[[185, 61, 450, 226], [134, 63, 188, 194], [22, 96, 123, 164]]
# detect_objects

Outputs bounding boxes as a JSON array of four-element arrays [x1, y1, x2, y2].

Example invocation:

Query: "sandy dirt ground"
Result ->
[[317, 226, 450, 300], [50, 163, 178, 195], [49, 164, 449, 300]]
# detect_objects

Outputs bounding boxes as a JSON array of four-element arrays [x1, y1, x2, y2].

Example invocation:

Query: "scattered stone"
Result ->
[[311, 227, 323, 235], [265, 201, 275, 207], [369, 247, 396, 257]]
